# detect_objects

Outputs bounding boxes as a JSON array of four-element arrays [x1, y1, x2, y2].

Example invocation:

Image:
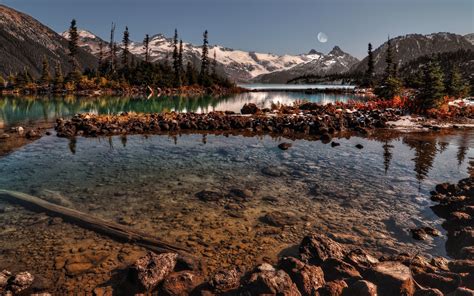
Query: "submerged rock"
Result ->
[[278, 142, 292, 150], [131, 252, 178, 291], [161, 271, 203, 296], [195, 190, 223, 202], [262, 211, 299, 227], [261, 166, 283, 177]]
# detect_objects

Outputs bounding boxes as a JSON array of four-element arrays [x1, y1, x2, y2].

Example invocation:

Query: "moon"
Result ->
[[317, 32, 328, 43]]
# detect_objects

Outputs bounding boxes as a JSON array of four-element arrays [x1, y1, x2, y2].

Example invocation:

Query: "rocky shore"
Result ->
[[54, 103, 402, 139]]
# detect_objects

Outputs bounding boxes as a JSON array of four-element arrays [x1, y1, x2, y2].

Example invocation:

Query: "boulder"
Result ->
[[9, 271, 34, 293], [195, 191, 223, 202], [413, 271, 459, 294], [161, 271, 203, 296], [367, 261, 415, 296], [299, 234, 346, 265], [344, 249, 379, 273], [344, 280, 377, 296], [413, 288, 444, 296], [451, 287, 474, 296], [131, 252, 178, 291], [241, 103, 260, 115], [0, 270, 11, 288], [278, 142, 293, 150], [317, 280, 348, 296], [243, 264, 301, 296], [209, 268, 241, 293], [262, 211, 299, 227], [321, 258, 361, 282], [278, 257, 325, 295], [448, 260, 474, 274]]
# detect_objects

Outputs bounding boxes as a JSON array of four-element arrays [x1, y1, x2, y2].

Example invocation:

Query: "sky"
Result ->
[[1, 0, 473, 58]]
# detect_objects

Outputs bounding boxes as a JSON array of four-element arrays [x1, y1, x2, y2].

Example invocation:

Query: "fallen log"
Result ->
[[0, 189, 191, 256]]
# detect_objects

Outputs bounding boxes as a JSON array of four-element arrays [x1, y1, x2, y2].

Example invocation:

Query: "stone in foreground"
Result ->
[[131, 252, 178, 291]]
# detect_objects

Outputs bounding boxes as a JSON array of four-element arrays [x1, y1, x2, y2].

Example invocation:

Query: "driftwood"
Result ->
[[0, 189, 191, 256]]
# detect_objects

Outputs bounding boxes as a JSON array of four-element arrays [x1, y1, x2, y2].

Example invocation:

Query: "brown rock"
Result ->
[[262, 211, 299, 227], [318, 280, 348, 296], [244, 263, 301, 296], [278, 257, 325, 295], [241, 103, 260, 115], [299, 234, 346, 265], [322, 258, 361, 282], [9, 271, 34, 293], [451, 287, 474, 296], [367, 261, 415, 296], [0, 270, 11, 288], [161, 271, 203, 296], [278, 142, 293, 150], [195, 191, 223, 202], [448, 259, 474, 274], [345, 249, 379, 272], [344, 280, 377, 296], [414, 288, 444, 296], [209, 268, 241, 293], [131, 252, 178, 291], [413, 271, 459, 294]]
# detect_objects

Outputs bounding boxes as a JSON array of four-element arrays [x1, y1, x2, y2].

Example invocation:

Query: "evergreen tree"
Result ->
[[122, 26, 130, 69], [143, 34, 150, 63], [364, 43, 374, 87], [186, 61, 197, 85], [446, 65, 469, 98], [172, 29, 181, 86], [67, 19, 81, 82], [375, 37, 402, 99], [54, 62, 64, 90], [98, 41, 105, 75], [199, 30, 209, 85], [178, 40, 184, 72], [417, 59, 445, 110], [109, 22, 116, 73], [40, 56, 51, 85]]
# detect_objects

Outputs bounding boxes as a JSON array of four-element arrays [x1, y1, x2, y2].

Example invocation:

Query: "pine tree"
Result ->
[[178, 40, 184, 81], [67, 19, 81, 82], [364, 43, 374, 87], [40, 56, 51, 85], [54, 62, 64, 90], [122, 26, 130, 69], [375, 37, 402, 99], [143, 34, 150, 63], [199, 30, 209, 85], [109, 22, 116, 73], [417, 59, 445, 110], [446, 65, 469, 98], [172, 29, 181, 86], [186, 61, 197, 85], [98, 41, 105, 75]]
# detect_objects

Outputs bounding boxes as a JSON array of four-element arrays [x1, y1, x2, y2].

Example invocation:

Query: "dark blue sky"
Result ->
[[2, 0, 473, 58]]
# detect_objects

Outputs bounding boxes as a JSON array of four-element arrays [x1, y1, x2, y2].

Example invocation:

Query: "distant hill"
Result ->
[[352, 32, 474, 74], [464, 33, 474, 45], [0, 4, 97, 78], [251, 46, 359, 83]]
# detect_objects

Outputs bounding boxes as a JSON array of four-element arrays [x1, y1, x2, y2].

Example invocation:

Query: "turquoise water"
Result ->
[[0, 91, 363, 127]]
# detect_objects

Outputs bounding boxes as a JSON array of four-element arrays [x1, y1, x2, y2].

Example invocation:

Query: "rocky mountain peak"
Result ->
[[329, 46, 345, 56]]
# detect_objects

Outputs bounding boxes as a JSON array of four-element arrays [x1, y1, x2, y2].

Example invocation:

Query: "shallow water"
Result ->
[[0, 129, 472, 277], [0, 91, 363, 127]]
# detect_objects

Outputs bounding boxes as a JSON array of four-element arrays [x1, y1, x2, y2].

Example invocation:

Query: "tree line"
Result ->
[[0, 20, 232, 92], [362, 39, 471, 110]]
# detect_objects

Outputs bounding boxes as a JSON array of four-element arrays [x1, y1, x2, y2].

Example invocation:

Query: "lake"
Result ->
[[0, 89, 364, 127], [0, 91, 472, 293]]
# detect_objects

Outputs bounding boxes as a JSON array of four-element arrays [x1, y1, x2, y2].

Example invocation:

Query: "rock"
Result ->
[[244, 264, 301, 296], [367, 261, 415, 296], [321, 133, 332, 143], [413, 271, 459, 294], [0, 133, 10, 139], [210, 268, 241, 293], [317, 280, 348, 296], [299, 234, 346, 265], [414, 288, 444, 296], [25, 129, 40, 139], [331, 142, 340, 147], [161, 271, 203, 296], [321, 258, 361, 282], [278, 257, 325, 295], [451, 287, 474, 296], [195, 191, 223, 202], [262, 211, 299, 227], [261, 166, 283, 177], [423, 226, 441, 237], [411, 228, 429, 241], [93, 286, 113, 296], [435, 183, 457, 195], [131, 252, 178, 291], [355, 144, 364, 149], [344, 249, 379, 272], [0, 270, 11, 288], [228, 188, 253, 200], [65, 262, 93, 276], [241, 103, 260, 115], [344, 280, 377, 296], [9, 272, 34, 293], [278, 142, 292, 150], [448, 259, 474, 274]]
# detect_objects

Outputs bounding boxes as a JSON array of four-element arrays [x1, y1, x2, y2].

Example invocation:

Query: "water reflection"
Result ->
[[0, 92, 364, 127]]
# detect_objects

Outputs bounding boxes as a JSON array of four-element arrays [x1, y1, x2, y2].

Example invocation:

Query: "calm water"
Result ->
[[238, 83, 356, 91], [0, 91, 363, 127]]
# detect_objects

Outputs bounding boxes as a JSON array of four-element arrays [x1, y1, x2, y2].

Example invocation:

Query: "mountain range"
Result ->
[[0, 4, 473, 83]]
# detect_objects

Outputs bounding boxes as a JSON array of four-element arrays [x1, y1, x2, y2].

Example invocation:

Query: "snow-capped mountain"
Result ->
[[352, 32, 474, 74], [465, 33, 474, 45], [0, 5, 97, 77], [65, 29, 337, 82], [252, 46, 360, 83]]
